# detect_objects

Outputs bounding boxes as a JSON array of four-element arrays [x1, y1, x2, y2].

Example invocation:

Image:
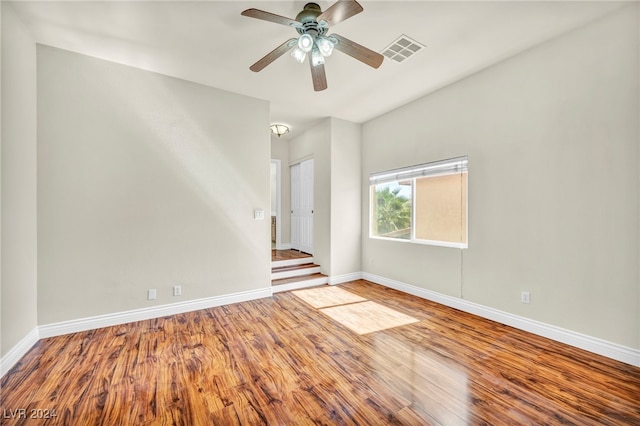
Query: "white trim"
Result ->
[[272, 257, 314, 268], [289, 154, 314, 166], [272, 266, 321, 280], [368, 168, 469, 249], [329, 272, 363, 285], [272, 277, 328, 293], [369, 235, 468, 249], [276, 242, 292, 250], [1, 327, 40, 377], [39, 287, 272, 339], [369, 156, 468, 185], [2, 288, 272, 378], [271, 159, 282, 249], [362, 272, 640, 367], [5, 276, 637, 380]]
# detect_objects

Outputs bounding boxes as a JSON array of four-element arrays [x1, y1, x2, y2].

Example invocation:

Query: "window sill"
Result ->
[[369, 235, 467, 249]]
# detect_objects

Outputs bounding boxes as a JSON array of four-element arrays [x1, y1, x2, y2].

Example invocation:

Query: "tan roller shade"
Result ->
[[415, 172, 467, 244]]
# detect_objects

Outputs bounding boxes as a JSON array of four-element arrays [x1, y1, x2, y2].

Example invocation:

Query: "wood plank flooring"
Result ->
[[271, 249, 311, 262], [292, 286, 367, 308], [2, 280, 639, 425]]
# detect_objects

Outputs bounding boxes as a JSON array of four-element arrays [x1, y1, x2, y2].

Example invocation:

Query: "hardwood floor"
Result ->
[[2, 280, 639, 425], [271, 249, 311, 262]]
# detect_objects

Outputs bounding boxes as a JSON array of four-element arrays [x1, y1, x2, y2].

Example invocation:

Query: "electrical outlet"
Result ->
[[173, 285, 182, 296], [148, 289, 157, 300], [521, 291, 530, 304]]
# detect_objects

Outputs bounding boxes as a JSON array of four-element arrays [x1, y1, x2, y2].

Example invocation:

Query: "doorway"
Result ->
[[270, 159, 281, 250], [290, 159, 314, 255]]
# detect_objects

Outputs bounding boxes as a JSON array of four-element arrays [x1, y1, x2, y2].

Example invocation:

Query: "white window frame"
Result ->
[[369, 156, 468, 249]]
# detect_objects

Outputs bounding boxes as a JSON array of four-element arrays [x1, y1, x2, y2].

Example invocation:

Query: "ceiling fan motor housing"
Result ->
[[242, 0, 384, 91], [295, 3, 327, 37]]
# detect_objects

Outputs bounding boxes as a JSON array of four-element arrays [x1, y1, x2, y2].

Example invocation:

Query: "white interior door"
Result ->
[[291, 159, 314, 254], [299, 159, 314, 254]]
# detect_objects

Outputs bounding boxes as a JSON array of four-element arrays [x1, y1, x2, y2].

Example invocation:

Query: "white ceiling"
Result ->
[[9, 0, 628, 139]]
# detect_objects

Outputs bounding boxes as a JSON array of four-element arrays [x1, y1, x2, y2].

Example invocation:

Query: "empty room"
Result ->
[[1, 0, 639, 424]]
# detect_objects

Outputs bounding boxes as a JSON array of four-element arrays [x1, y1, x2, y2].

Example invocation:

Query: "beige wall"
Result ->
[[330, 118, 362, 277], [1, 3, 39, 357], [37, 46, 271, 324], [362, 5, 639, 349]]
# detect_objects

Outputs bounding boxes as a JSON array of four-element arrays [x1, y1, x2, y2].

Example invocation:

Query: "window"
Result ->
[[370, 156, 468, 248]]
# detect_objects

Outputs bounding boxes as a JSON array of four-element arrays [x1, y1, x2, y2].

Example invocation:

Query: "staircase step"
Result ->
[[271, 273, 328, 293], [271, 263, 321, 280], [271, 256, 314, 268]]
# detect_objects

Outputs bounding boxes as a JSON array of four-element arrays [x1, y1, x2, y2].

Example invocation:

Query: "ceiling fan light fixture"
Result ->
[[316, 36, 334, 57], [291, 47, 307, 63], [242, 0, 384, 91], [311, 48, 325, 66], [270, 124, 290, 137], [298, 34, 314, 53]]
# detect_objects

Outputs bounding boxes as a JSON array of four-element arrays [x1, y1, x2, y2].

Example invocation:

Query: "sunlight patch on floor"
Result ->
[[292, 286, 367, 308], [320, 301, 419, 335]]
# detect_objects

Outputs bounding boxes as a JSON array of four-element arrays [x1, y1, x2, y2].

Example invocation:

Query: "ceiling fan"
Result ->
[[241, 0, 384, 91]]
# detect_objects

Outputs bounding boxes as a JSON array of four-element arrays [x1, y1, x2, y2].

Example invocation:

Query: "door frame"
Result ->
[[271, 159, 282, 250], [291, 158, 314, 255]]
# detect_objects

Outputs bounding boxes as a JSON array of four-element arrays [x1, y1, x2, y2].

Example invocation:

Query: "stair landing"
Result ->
[[271, 250, 327, 293]]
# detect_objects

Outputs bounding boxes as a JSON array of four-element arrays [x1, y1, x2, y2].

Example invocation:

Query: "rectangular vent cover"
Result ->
[[381, 34, 425, 63]]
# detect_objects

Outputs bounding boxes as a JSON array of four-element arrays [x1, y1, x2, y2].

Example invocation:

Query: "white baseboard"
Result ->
[[329, 272, 363, 285], [362, 272, 640, 367], [39, 287, 272, 339], [275, 243, 291, 250], [0, 327, 40, 377], [5, 276, 638, 378], [2, 287, 272, 378]]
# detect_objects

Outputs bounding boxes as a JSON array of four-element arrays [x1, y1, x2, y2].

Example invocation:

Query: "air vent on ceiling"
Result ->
[[381, 34, 425, 63]]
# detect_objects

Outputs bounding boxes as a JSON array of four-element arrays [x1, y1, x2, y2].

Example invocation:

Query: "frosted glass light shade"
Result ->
[[270, 124, 289, 137], [311, 49, 325, 67], [316, 37, 334, 57], [298, 34, 314, 53], [291, 47, 306, 63]]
